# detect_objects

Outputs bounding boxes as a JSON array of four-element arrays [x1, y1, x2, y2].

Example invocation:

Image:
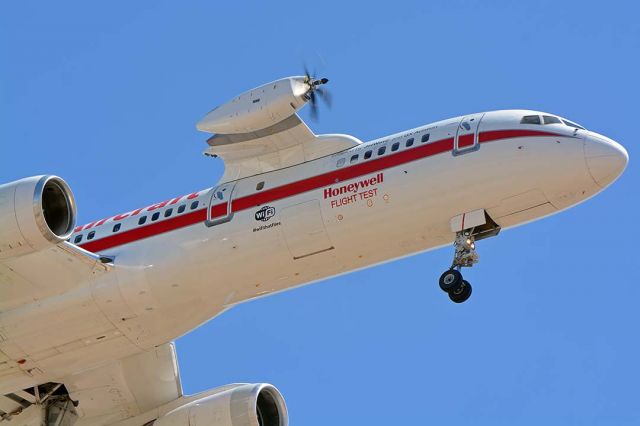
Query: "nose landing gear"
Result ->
[[439, 233, 477, 303], [439, 209, 501, 303]]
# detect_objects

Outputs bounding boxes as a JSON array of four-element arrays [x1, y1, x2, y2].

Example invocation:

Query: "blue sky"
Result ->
[[2, 1, 639, 424]]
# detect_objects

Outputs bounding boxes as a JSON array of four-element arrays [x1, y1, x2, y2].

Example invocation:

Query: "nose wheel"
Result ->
[[438, 270, 473, 303], [438, 232, 478, 304]]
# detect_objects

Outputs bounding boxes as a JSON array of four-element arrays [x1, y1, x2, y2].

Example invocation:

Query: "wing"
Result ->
[[204, 114, 361, 183], [0, 242, 110, 312], [64, 343, 182, 426], [0, 344, 182, 426]]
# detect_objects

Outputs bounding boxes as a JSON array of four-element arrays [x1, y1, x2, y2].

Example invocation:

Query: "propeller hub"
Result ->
[[302, 68, 331, 121]]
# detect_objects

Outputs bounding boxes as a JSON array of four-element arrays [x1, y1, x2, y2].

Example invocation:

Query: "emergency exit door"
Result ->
[[454, 113, 485, 155]]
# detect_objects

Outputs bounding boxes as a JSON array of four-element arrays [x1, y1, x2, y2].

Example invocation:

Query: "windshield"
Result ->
[[521, 115, 541, 124], [561, 118, 585, 130], [543, 115, 561, 124], [520, 114, 586, 130]]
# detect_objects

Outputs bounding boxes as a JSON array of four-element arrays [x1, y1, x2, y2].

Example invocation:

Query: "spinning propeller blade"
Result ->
[[302, 65, 331, 121]]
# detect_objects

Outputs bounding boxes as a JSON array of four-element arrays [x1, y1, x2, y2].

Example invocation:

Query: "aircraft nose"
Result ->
[[584, 132, 628, 188]]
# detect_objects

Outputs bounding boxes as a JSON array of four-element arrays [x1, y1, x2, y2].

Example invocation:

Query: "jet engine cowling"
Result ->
[[0, 175, 76, 260], [155, 383, 287, 426]]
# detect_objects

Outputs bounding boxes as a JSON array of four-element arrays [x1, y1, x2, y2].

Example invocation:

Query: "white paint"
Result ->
[[0, 103, 629, 426]]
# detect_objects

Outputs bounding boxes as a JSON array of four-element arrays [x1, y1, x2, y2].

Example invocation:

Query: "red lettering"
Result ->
[[113, 213, 130, 221], [83, 217, 108, 230], [323, 173, 384, 199], [169, 196, 184, 205], [77, 191, 203, 231], [147, 200, 170, 211], [95, 218, 109, 227]]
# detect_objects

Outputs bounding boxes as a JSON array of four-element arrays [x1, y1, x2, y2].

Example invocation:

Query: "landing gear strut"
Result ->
[[438, 232, 477, 303], [439, 209, 501, 303]]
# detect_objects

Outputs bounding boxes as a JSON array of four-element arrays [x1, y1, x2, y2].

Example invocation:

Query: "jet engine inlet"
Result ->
[[0, 175, 77, 259], [255, 386, 283, 426], [39, 177, 75, 239], [153, 383, 288, 426]]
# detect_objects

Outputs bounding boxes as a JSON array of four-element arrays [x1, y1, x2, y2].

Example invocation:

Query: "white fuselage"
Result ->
[[0, 109, 627, 394]]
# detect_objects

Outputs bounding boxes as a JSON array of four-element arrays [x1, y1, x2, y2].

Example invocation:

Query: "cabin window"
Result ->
[[112, 223, 121, 233], [377, 146, 386, 156], [190, 201, 199, 210], [177, 204, 186, 214], [256, 181, 265, 191], [521, 115, 541, 125], [87, 231, 95, 240], [364, 150, 373, 159], [543, 115, 561, 124], [152, 212, 160, 221], [406, 138, 414, 147], [74, 234, 83, 244], [350, 154, 359, 164], [164, 208, 173, 218], [392, 142, 400, 152], [138, 216, 147, 225], [336, 158, 346, 168], [421, 134, 430, 143]]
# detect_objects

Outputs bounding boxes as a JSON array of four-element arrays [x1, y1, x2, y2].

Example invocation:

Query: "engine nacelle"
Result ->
[[0, 175, 76, 260], [196, 77, 310, 134], [155, 383, 287, 426]]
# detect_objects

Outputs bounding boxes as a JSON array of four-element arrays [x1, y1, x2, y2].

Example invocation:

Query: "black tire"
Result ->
[[439, 269, 462, 292], [449, 280, 472, 303]]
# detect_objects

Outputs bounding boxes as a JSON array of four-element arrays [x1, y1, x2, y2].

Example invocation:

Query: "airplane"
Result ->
[[0, 74, 628, 426]]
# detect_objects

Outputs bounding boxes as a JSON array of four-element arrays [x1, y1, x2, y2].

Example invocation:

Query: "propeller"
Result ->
[[302, 65, 332, 121]]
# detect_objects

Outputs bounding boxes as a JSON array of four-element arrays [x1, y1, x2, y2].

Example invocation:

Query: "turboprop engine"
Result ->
[[196, 76, 329, 134], [154, 383, 287, 426], [0, 175, 76, 259]]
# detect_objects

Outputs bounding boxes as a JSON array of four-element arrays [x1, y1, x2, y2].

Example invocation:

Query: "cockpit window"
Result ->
[[543, 115, 561, 124], [561, 119, 585, 130], [521, 115, 541, 125]]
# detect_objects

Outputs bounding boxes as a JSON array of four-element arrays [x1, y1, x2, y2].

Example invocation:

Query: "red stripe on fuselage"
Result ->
[[478, 129, 561, 143], [231, 137, 454, 213], [78, 129, 565, 252], [80, 209, 208, 253]]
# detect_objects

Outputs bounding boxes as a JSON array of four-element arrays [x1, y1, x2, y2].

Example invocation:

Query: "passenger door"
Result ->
[[206, 182, 236, 226], [454, 113, 485, 155]]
